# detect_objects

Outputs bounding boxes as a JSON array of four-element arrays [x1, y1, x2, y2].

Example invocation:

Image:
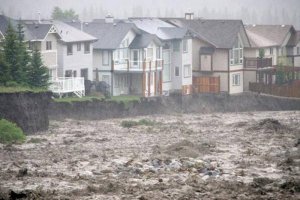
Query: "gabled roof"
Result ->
[[164, 18, 250, 49], [129, 33, 161, 49], [296, 31, 300, 45], [23, 23, 54, 41], [245, 25, 294, 48], [54, 21, 97, 43], [67, 21, 138, 49], [128, 18, 189, 41]]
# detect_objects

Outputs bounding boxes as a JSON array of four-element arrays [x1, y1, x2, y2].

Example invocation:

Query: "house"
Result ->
[[53, 21, 97, 81], [244, 25, 297, 89], [293, 31, 300, 67], [68, 18, 163, 97], [164, 14, 251, 94], [245, 24, 296, 66], [0, 15, 61, 79], [128, 18, 193, 95]]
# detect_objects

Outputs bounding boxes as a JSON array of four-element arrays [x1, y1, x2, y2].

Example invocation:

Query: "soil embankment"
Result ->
[[0, 92, 51, 134], [49, 92, 300, 120]]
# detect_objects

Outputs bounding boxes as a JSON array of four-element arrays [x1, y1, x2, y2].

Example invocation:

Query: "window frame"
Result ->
[[84, 42, 90, 54], [102, 50, 109, 66], [67, 43, 73, 55], [172, 40, 180, 52], [183, 64, 191, 78], [232, 73, 241, 86], [230, 37, 243, 65], [46, 41, 52, 51], [183, 39, 188, 53], [175, 66, 180, 77]]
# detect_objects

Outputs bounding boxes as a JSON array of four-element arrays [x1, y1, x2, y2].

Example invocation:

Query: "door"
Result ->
[[81, 68, 88, 80]]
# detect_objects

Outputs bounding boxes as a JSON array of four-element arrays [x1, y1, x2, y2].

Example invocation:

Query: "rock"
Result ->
[[17, 168, 28, 177], [158, 178, 163, 183], [253, 177, 274, 187], [169, 159, 182, 170]]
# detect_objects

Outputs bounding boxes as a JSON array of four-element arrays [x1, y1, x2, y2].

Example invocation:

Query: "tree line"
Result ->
[[0, 22, 49, 88]]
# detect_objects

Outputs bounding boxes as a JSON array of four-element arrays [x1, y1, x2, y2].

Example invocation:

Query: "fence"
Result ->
[[249, 81, 300, 98], [193, 76, 220, 93], [244, 57, 273, 69]]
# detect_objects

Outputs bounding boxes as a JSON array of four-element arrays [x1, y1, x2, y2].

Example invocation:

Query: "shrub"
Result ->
[[0, 119, 26, 144], [121, 119, 157, 128]]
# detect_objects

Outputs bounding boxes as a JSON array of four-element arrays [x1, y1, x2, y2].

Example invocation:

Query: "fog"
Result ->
[[0, 0, 299, 28]]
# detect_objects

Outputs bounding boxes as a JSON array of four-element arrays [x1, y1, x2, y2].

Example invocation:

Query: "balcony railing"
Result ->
[[244, 57, 273, 69], [49, 77, 85, 98], [112, 59, 163, 72]]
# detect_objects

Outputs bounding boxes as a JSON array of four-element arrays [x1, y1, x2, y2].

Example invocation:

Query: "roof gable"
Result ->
[[166, 18, 246, 49], [129, 33, 161, 49], [68, 21, 139, 49], [245, 25, 294, 48]]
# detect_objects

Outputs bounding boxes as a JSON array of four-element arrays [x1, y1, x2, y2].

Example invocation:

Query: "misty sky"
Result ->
[[1, 0, 300, 29]]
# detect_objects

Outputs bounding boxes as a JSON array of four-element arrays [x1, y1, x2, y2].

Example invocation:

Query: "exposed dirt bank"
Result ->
[[0, 111, 299, 199]]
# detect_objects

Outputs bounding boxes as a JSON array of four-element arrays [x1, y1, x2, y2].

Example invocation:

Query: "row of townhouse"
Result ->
[[1, 13, 300, 97]]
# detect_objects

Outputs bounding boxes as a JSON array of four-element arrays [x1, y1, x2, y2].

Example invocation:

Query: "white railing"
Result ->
[[49, 77, 85, 98], [113, 59, 163, 72]]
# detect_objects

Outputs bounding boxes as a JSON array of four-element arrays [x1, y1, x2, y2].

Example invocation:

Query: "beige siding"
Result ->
[[213, 49, 228, 71], [200, 55, 212, 71], [243, 71, 256, 91], [192, 38, 213, 71]]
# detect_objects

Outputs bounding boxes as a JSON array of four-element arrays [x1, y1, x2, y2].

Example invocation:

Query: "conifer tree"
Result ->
[[27, 48, 49, 88], [0, 50, 10, 85]]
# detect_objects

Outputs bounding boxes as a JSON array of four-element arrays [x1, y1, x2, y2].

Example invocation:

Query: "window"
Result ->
[[163, 50, 171, 81], [77, 43, 81, 51], [65, 70, 72, 77], [156, 47, 161, 59], [81, 68, 88, 80], [73, 70, 77, 77], [297, 47, 300, 55], [175, 66, 180, 76], [232, 73, 240, 86], [147, 48, 153, 59], [230, 38, 243, 65], [183, 40, 188, 53], [46, 41, 52, 50], [28, 41, 34, 50], [84, 42, 90, 54], [270, 48, 273, 55], [102, 51, 109, 66], [67, 43, 73, 55], [184, 65, 191, 77], [173, 40, 180, 52]]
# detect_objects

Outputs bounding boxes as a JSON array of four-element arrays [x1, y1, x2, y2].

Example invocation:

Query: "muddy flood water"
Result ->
[[0, 111, 300, 199]]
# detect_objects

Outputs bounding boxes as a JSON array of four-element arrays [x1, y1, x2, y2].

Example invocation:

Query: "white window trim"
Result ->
[[232, 73, 241, 86], [183, 64, 191, 78], [230, 36, 243, 66]]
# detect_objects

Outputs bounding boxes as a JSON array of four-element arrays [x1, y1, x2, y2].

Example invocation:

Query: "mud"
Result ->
[[0, 111, 299, 199]]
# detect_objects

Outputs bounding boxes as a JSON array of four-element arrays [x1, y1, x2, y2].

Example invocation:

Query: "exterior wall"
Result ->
[[191, 38, 212, 71], [182, 39, 193, 87], [213, 72, 228, 92], [229, 71, 244, 94], [294, 42, 300, 67], [171, 41, 182, 90], [243, 70, 256, 91], [57, 42, 94, 81], [213, 49, 228, 71]]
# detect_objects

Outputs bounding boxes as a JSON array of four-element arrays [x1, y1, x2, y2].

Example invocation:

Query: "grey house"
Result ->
[[164, 15, 251, 94], [68, 18, 163, 97]]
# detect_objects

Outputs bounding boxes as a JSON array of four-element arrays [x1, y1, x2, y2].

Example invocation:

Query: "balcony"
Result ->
[[244, 57, 273, 69], [49, 77, 85, 98], [112, 59, 163, 72], [41, 50, 57, 68]]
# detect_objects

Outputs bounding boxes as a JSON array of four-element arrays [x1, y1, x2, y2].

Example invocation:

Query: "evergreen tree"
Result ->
[[16, 21, 31, 84], [3, 22, 24, 84], [51, 7, 79, 21], [0, 50, 10, 85], [27, 48, 49, 88]]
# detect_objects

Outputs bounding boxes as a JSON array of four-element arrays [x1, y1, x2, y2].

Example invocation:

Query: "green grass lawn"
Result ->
[[53, 95, 141, 103], [0, 86, 47, 93]]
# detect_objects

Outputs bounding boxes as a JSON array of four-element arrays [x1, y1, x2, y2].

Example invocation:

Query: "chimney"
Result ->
[[105, 14, 114, 23], [185, 12, 194, 20]]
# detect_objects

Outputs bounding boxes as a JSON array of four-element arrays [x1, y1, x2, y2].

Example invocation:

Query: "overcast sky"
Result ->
[[1, 0, 299, 28]]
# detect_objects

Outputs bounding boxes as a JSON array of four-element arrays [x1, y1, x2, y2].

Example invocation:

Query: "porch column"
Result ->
[[148, 61, 151, 97], [142, 61, 146, 97]]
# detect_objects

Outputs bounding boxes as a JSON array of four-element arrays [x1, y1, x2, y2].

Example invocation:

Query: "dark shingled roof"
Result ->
[[0, 15, 18, 36], [129, 33, 161, 49], [245, 25, 294, 47], [157, 27, 188, 40], [164, 18, 250, 48], [24, 23, 53, 40], [68, 21, 139, 49]]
